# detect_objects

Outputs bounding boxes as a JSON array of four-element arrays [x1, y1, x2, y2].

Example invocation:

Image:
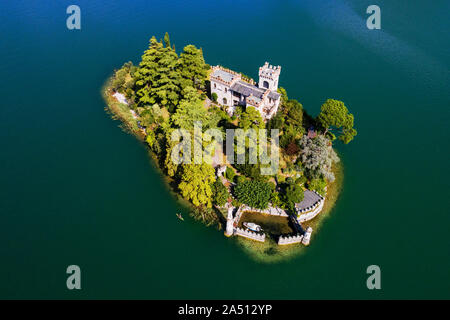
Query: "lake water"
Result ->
[[0, 0, 449, 299]]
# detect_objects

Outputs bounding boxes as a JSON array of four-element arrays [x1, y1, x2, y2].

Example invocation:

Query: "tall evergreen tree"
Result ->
[[134, 36, 182, 112], [178, 45, 207, 90], [164, 32, 171, 49], [179, 163, 215, 207], [154, 43, 181, 112], [134, 37, 164, 106]]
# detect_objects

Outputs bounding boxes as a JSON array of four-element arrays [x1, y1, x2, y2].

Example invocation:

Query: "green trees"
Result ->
[[225, 167, 235, 181], [111, 61, 137, 95], [279, 99, 304, 149], [239, 106, 264, 130], [284, 183, 304, 210], [111, 68, 128, 91], [307, 177, 327, 196], [178, 45, 207, 90], [172, 87, 209, 129], [317, 99, 357, 144], [134, 36, 181, 112], [234, 180, 272, 209], [134, 34, 208, 114], [298, 135, 339, 181], [163, 32, 171, 48], [110, 34, 354, 214], [212, 180, 229, 207], [178, 163, 215, 207]]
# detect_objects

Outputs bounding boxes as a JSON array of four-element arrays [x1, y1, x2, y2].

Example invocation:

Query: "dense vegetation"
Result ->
[[107, 33, 357, 225]]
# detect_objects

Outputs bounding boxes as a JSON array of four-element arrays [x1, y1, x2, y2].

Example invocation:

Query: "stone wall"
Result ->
[[234, 227, 266, 242], [239, 205, 289, 217], [210, 79, 233, 108], [278, 234, 303, 245], [296, 192, 325, 223]]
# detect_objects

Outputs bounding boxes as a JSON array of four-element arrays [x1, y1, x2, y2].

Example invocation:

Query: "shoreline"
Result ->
[[102, 75, 344, 263], [234, 161, 343, 264]]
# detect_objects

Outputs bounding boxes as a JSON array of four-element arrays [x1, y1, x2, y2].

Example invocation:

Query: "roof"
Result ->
[[231, 80, 280, 100], [211, 68, 236, 83], [295, 190, 322, 210]]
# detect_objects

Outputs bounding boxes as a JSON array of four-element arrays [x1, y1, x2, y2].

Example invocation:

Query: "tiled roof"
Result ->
[[211, 69, 235, 83], [231, 80, 280, 100], [295, 190, 322, 210]]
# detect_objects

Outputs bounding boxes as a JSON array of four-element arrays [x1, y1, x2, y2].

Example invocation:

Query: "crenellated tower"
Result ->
[[258, 62, 281, 91]]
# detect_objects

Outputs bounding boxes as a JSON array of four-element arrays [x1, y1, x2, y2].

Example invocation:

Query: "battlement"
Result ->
[[259, 61, 281, 80], [234, 227, 266, 242], [258, 61, 281, 91], [278, 234, 303, 245], [210, 65, 241, 86]]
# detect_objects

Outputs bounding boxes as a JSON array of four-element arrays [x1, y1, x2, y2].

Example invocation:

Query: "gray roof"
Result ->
[[267, 91, 280, 100], [295, 190, 322, 210], [211, 69, 235, 83], [231, 81, 280, 100]]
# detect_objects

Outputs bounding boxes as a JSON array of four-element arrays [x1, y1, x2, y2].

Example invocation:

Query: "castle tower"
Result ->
[[302, 227, 313, 246], [225, 207, 234, 237], [258, 62, 281, 92]]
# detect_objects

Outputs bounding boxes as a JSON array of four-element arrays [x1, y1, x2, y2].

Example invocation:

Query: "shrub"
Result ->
[[234, 180, 272, 209], [235, 175, 246, 184], [308, 178, 327, 196], [212, 180, 229, 207], [211, 92, 218, 102], [285, 140, 300, 155], [225, 167, 235, 181], [284, 183, 304, 210], [295, 176, 307, 186]]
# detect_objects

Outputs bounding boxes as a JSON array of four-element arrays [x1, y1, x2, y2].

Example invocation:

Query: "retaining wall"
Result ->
[[234, 227, 265, 242], [278, 234, 303, 245]]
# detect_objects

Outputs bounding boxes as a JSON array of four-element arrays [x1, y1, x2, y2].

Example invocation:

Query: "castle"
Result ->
[[210, 62, 281, 121]]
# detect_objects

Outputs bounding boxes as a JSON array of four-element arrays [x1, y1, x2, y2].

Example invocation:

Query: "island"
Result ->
[[103, 33, 357, 262]]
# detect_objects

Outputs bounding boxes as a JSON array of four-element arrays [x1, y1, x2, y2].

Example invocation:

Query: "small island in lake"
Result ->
[[103, 33, 357, 262]]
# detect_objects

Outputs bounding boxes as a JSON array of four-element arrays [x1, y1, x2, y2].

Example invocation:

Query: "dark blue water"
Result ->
[[0, 0, 449, 299]]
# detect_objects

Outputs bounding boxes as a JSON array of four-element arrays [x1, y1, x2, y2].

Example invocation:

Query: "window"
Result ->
[[225, 88, 228, 93], [214, 83, 217, 89], [223, 98, 227, 105], [263, 81, 269, 89]]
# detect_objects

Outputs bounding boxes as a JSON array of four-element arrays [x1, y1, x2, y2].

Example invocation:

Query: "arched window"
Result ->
[[225, 88, 228, 93], [214, 83, 217, 89], [223, 98, 227, 105], [263, 81, 269, 89]]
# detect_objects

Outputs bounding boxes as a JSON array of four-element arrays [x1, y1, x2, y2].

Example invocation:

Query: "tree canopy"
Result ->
[[178, 45, 207, 90], [317, 99, 357, 144], [172, 87, 209, 130], [212, 180, 229, 207], [239, 106, 265, 130], [284, 183, 304, 211], [178, 163, 216, 207], [233, 179, 273, 209], [298, 135, 339, 181], [134, 35, 207, 113]]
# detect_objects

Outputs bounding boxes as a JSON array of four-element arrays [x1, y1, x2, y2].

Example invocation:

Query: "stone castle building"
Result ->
[[210, 62, 281, 120]]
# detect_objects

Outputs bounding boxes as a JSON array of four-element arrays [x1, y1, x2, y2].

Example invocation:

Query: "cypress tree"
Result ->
[[164, 32, 171, 49], [178, 44, 207, 90]]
